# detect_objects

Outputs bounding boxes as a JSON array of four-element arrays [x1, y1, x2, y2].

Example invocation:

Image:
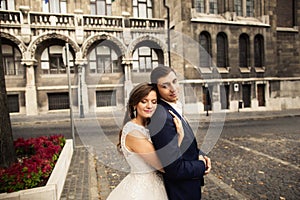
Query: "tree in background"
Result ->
[[0, 37, 16, 168]]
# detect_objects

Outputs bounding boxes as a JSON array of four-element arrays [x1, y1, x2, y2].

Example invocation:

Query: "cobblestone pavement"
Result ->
[[60, 147, 90, 200], [95, 115, 300, 200], [9, 109, 300, 200]]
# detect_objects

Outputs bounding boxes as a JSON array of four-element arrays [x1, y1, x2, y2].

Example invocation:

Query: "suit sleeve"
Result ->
[[148, 105, 206, 180]]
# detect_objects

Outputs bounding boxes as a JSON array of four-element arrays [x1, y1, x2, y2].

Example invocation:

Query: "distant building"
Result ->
[[1, 0, 299, 116]]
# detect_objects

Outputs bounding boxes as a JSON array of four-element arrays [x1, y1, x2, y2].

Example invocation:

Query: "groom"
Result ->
[[148, 66, 211, 200]]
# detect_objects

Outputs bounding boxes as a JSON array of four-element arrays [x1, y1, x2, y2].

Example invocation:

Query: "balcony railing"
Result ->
[[30, 12, 75, 27], [0, 10, 165, 33], [0, 10, 21, 25], [83, 15, 123, 28]]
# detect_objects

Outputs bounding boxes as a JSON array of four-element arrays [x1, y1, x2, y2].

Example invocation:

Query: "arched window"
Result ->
[[2, 43, 23, 75], [199, 32, 212, 68], [133, 0, 153, 18], [41, 45, 75, 74], [88, 42, 121, 74], [132, 46, 161, 72], [42, 0, 67, 13], [90, 0, 112, 16], [217, 32, 228, 68], [254, 34, 264, 68], [239, 33, 250, 68]]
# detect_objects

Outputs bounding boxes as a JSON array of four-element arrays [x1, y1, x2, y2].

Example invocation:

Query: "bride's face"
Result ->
[[135, 90, 157, 120]]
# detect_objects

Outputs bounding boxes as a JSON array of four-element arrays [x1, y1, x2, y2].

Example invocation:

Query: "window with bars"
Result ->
[[42, 0, 67, 13], [254, 34, 264, 68], [132, 47, 159, 72], [217, 32, 228, 68], [48, 92, 69, 110], [2, 44, 23, 76], [133, 0, 153, 18], [239, 34, 250, 68], [199, 32, 212, 68], [41, 45, 75, 74], [90, 0, 112, 15], [96, 90, 116, 107], [7, 94, 19, 113], [88, 44, 121, 74]]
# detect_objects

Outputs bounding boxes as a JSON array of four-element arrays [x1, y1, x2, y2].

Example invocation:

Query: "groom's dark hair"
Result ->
[[150, 65, 176, 84]]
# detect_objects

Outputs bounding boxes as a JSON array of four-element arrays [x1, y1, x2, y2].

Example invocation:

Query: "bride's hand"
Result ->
[[169, 110, 184, 146]]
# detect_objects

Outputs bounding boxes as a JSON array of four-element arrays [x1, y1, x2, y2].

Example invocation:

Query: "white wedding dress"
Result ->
[[107, 121, 168, 200]]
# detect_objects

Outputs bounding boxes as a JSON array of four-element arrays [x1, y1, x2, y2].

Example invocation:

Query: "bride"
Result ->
[[107, 82, 184, 200]]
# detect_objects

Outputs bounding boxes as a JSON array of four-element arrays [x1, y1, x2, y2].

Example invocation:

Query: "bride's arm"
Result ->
[[125, 132, 165, 172]]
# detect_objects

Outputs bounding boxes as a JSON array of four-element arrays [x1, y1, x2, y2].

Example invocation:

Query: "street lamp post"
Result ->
[[63, 43, 75, 147], [205, 83, 209, 116], [79, 66, 84, 118]]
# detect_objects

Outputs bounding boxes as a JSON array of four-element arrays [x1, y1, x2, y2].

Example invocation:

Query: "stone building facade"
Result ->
[[1, 0, 299, 116]]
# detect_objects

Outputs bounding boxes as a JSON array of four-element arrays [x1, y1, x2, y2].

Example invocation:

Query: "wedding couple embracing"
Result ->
[[107, 66, 211, 200]]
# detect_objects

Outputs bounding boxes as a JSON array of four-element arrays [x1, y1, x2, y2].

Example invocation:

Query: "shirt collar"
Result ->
[[160, 98, 183, 116]]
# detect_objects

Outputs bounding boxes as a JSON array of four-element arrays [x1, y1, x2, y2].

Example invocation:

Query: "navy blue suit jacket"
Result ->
[[148, 100, 206, 200]]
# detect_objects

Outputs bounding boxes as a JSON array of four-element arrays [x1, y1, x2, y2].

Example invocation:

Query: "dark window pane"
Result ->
[[48, 93, 69, 110], [96, 90, 116, 107], [239, 34, 249, 68], [254, 35, 264, 67], [7, 94, 19, 113]]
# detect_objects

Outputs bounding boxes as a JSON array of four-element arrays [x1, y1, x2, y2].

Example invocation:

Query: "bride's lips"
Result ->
[[170, 93, 178, 98], [144, 110, 154, 113]]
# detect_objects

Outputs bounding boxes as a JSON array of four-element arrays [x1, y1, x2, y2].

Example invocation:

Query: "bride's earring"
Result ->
[[133, 108, 137, 118]]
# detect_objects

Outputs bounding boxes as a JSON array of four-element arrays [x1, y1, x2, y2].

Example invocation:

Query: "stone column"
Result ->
[[77, 64, 88, 116], [76, 54, 89, 115], [122, 59, 133, 105], [23, 58, 38, 115]]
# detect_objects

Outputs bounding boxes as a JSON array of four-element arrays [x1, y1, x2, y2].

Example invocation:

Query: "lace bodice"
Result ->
[[107, 121, 168, 200], [121, 121, 156, 173]]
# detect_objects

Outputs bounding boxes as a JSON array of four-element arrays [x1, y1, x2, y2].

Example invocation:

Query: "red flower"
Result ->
[[0, 135, 66, 193]]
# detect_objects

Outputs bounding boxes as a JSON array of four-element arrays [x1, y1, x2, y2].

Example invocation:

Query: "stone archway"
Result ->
[[27, 32, 80, 61], [81, 33, 126, 59], [127, 34, 168, 66]]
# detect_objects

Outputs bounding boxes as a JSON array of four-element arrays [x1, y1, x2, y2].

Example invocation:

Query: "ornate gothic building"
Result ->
[[1, 0, 299, 116]]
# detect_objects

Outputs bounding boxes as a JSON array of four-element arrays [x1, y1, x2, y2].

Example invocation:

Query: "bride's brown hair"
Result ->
[[117, 82, 157, 152]]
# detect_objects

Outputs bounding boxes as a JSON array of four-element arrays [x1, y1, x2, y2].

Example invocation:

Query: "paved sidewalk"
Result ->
[[9, 109, 300, 200]]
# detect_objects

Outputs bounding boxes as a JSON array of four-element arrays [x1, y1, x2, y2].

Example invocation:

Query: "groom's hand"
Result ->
[[198, 155, 211, 175], [204, 156, 211, 175]]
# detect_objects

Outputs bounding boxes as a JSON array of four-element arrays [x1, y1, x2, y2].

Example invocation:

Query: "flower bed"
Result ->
[[0, 136, 73, 200]]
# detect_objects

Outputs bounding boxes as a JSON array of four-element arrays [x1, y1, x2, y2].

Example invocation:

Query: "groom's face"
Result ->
[[157, 71, 180, 103]]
